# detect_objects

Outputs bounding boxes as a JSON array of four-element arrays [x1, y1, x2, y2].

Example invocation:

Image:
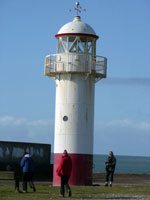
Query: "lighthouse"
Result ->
[[44, 2, 107, 186]]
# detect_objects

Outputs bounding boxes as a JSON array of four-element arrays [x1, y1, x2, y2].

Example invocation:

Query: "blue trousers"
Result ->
[[23, 172, 35, 191]]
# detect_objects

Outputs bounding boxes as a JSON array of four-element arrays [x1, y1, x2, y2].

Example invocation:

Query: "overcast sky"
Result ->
[[0, 0, 150, 156]]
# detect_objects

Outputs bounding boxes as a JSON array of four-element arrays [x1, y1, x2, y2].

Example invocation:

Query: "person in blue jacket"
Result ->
[[20, 152, 36, 192]]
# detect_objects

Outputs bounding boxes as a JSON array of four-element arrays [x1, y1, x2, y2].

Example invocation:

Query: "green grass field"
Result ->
[[1, 185, 150, 200]]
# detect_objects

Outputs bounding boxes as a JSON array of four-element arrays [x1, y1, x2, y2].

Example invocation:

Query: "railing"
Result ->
[[44, 53, 107, 78]]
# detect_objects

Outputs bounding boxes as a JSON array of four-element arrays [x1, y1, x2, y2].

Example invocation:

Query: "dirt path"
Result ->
[[1, 173, 150, 186]]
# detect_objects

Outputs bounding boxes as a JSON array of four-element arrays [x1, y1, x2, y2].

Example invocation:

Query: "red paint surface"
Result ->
[[53, 153, 93, 186], [55, 33, 99, 39]]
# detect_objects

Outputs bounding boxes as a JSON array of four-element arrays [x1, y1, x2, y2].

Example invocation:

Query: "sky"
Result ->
[[0, 0, 150, 156]]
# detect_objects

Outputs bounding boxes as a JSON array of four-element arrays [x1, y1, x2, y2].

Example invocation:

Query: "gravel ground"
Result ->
[[93, 173, 150, 185]]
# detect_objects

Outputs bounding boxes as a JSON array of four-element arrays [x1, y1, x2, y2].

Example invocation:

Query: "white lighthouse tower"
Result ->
[[44, 2, 107, 186]]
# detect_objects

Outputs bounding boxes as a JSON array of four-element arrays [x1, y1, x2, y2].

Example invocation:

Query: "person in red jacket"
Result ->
[[56, 150, 72, 197]]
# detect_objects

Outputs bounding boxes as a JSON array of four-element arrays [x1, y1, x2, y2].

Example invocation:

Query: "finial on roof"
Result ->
[[69, 2, 86, 17]]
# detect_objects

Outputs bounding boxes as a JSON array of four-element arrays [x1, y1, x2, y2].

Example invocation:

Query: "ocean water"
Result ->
[[51, 154, 150, 174], [94, 154, 150, 174]]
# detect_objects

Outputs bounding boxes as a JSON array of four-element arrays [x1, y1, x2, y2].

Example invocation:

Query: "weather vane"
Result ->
[[69, 2, 86, 16]]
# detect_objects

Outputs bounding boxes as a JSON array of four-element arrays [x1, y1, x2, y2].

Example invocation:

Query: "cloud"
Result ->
[[139, 121, 150, 131], [94, 119, 150, 156], [0, 116, 54, 149], [102, 77, 150, 86], [106, 119, 133, 128], [106, 119, 150, 131], [1, 116, 150, 156], [0, 116, 26, 126], [95, 119, 150, 132]]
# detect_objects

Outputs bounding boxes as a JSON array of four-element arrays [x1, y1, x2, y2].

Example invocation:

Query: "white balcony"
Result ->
[[44, 53, 107, 79]]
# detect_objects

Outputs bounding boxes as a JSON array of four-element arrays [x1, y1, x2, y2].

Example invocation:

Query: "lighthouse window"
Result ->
[[68, 36, 76, 49], [79, 37, 87, 53], [69, 37, 78, 52], [87, 41, 93, 54], [58, 38, 65, 53], [70, 41, 78, 52], [62, 37, 68, 50], [78, 40, 86, 53], [93, 40, 96, 54], [57, 37, 68, 53], [59, 43, 65, 53], [63, 116, 68, 121], [57, 36, 96, 54]]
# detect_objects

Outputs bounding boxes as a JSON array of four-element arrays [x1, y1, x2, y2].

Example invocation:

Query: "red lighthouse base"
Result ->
[[53, 153, 93, 186]]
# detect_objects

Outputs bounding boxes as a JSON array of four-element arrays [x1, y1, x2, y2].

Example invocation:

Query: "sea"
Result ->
[[51, 154, 150, 174], [93, 154, 150, 174]]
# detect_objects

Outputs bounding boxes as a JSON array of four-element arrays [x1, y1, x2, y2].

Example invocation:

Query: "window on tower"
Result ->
[[68, 36, 76, 50], [57, 37, 68, 53], [78, 36, 87, 53], [57, 36, 96, 55]]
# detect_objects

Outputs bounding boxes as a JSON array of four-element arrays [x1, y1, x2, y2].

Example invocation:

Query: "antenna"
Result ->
[[69, 2, 86, 16]]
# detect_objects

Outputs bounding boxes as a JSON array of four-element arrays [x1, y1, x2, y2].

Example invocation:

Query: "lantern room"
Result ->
[[44, 16, 107, 82], [56, 35, 96, 54], [55, 16, 98, 55]]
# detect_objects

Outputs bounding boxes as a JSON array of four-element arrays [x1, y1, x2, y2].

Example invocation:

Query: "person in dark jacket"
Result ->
[[56, 150, 72, 197], [105, 151, 116, 187], [14, 161, 20, 192], [20, 152, 36, 192]]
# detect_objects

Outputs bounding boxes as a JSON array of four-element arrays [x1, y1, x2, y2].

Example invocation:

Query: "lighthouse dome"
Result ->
[[55, 16, 98, 39]]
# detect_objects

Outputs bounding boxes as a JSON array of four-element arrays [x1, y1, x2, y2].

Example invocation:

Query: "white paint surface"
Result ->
[[57, 16, 96, 36], [54, 74, 95, 154]]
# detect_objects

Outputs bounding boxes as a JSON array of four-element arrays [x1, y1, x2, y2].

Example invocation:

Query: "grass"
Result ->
[[1, 184, 150, 200]]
